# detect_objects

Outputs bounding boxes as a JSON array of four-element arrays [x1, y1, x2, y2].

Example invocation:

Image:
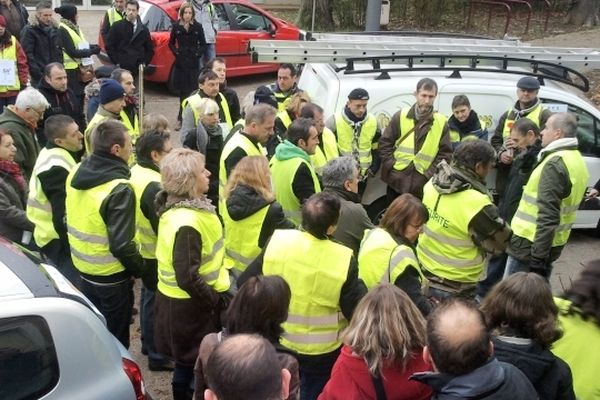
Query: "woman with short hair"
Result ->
[[319, 284, 432, 400], [480, 272, 575, 400], [153, 148, 231, 400]]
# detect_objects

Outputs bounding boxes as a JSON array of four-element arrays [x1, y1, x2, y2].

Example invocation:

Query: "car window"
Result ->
[[0, 316, 59, 400], [141, 4, 172, 32], [230, 4, 272, 31], [214, 4, 231, 31], [541, 99, 600, 157]]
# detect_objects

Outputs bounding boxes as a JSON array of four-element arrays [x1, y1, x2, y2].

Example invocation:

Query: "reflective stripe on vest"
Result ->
[[156, 207, 230, 299], [182, 93, 233, 128], [417, 180, 492, 284], [65, 165, 129, 275], [511, 149, 588, 247], [222, 203, 269, 274], [270, 151, 321, 226], [276, 110, 292, 129], [130, 165, 161, 259], [84, 112, 112, 153], [263, 229, 351, 354], [394, 109, 446, 174], [358, 227, 424, 289], [107, 7, 123, 25], [273, 91, 292, 112], [0, 36, 20, 92], [59, 22, 86, 70], [120, 110, 140, 143], [27, 148, 77, 248], [334, 113, 377, 175], [502, 104, 543, 138], [310, 127, 340, 175]]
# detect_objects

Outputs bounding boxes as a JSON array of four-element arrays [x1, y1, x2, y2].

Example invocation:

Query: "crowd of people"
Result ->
[[0, 1, 599, 400]]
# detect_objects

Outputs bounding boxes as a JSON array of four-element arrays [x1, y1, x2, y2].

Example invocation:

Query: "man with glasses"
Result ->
[[0, 87, 49, 181]]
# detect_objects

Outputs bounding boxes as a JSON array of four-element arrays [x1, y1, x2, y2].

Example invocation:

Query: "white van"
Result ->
[[296, 60, 600, 230]]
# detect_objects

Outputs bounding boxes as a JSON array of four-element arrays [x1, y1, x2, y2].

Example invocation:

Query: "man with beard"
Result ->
[[110, 68, 139, 142]]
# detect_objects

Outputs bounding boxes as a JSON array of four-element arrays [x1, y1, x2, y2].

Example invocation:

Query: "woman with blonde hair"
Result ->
[[269, 91, 311, 157], [319, 284, 432, 400], [153, 148, 231, 400], [222, 155, 293, 279]]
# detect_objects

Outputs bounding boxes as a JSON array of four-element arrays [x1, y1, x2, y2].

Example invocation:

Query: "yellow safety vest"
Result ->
[[334, 113, 378, 176], [264, 229, 351, 355], [0, 36, 20, 92], [394, 109, 446, 174], [310, 127, 339, 175], [270, 152, 321, 225], [218, 132, 265, 204], [59, 22, 86, 70], [84, 112, 112, 153], [27, 147, 77, 248], [84, 112, 137, 164], [65, 164, 129, 276], [156, 207, 230, 299], [130, 164, 161, 259], [107, 7, 124, 26], [449, 118, 489, 143], [358, 227, 425, 289], [511, 150, 588, 247], [417, 180, 492, 284], [276, 110, 292, 129], [120, 110, 140, 143], [273, 90, 292, 112], [502, 104, 544, 138], [182, 92, 232, 128], [221, 202, 269, 275]]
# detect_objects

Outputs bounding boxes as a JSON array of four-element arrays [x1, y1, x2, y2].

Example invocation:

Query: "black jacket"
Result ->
[[69, 152, 144, 282], [220, 85, 241, 125], [36, 78, 87, 146], [58, 24, 100, 69], [168, 21, 206, 69], [20, 20, 63, 84], [492, 337, 575, 400], [226, 184, 294, 248], [106, 17, 154, 73]]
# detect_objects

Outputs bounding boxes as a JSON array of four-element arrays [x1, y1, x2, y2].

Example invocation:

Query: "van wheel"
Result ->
[[365, 196, 389, 224], [167, 67, 177, 95]]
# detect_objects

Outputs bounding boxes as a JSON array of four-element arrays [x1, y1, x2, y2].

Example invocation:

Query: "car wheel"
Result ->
[[167, 66, 178, 96]]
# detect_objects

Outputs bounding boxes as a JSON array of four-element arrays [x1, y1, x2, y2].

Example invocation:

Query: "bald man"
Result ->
[[411, 298, 537, 399]]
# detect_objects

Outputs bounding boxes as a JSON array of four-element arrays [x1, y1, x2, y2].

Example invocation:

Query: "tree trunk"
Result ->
[[567, 0, 600, 27], [297, 0, 334, 31]]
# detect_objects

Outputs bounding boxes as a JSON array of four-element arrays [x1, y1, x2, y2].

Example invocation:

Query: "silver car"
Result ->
[[0, 238, 151, 400]]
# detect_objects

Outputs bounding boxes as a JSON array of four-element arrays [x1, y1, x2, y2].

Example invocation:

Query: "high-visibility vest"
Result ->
[[84, 112, 137, 163], [120, 110, 140, 143], [511, 150, 588, 247], [334, 113, 377, 176], [0, 36, 20, 92], [269, 84, 293, 112], [221, 202, 269, 275], [263, 229, 351, 355], [182, 92, 232, 128], [417, 180, 492, 284], [358, 227, 425, 289], [156, 207, 230, 299], [276, 110, 292, 129], [502, 103, 544, 138], [59, 22, 86, 70], [270, 152, 321, 225], [107, 7, 124, 26], [84, 112, 113, 153], [27, 147, 77, 248], [130, 164, 161, 259], [310, 127, 339, 175], [449, 118, 489, 143], [393, 109, 446, 174], [218, 132, 265, 202], [65, 164, 129, 276]]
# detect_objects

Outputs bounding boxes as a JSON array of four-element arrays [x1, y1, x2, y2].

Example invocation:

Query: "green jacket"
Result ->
[[0, 106, 40, 181]]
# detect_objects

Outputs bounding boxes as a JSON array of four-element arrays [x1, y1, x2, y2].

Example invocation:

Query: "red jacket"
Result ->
[[0, 36, 29, 97], [318, 345, 433, 400]]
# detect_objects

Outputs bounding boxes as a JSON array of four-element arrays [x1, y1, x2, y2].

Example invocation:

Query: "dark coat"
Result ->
[[0, 106, 40, 181], [0, 169, 33, 242], [168, 21, 205, 69], [106, 17, 154, 73], [20, 19, 63, 85]]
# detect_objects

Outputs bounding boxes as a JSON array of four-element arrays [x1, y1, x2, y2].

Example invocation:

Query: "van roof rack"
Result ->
[[309, 32, 522, 45]]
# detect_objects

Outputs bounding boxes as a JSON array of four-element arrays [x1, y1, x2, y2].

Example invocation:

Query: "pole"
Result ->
[[365, 0, 382, 31], [311, 0, 316, 32], [138, 64, 144, 134]]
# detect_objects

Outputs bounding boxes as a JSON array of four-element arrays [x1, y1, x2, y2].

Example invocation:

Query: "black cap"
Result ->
[[254, 86, 278, 109], [517, 77, 540, 90], [348, 88, 369, 101]]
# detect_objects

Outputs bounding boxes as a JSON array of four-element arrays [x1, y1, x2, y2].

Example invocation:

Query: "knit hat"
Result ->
[[54, 5, 77, 22], [100, 79, 125, 104], [95, 65, 116, 79], [0, 16, 6, 28], [348, 88, 369, 101], [254, 86, 278, 109], [517, 77, 540, 91]]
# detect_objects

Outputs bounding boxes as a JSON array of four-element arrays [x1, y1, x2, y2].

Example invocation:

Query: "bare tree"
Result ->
[[567, 0, 600, 27], [297, 0, 334, 30]]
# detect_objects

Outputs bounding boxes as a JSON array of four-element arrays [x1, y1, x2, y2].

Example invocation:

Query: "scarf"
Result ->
[[204, 123, 222, 137], [448, 110, 481, 134], [0, 160, 26, 190], [513, 98, 541, 119], [60, 18, 80, 35], [414, 104, 434, 122], [155, 190, 216, 216]]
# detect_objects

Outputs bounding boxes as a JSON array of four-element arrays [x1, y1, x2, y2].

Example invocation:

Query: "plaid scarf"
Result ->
[[0, 160, 26, 190]]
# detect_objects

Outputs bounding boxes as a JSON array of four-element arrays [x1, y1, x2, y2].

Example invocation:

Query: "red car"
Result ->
[[99, 0, 303, 91]]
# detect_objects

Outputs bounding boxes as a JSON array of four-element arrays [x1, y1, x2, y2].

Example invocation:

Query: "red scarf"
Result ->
[[0, 160, 26, 190]]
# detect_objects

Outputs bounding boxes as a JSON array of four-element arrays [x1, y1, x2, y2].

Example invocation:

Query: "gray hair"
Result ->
[[321, 156, 358, 188], [551, 112, 577, 138], [245, 103, 276, 126], [15, 88, 50, 110]]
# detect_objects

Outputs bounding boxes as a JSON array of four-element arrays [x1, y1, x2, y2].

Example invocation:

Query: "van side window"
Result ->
[[0, 316, 59, 399], [541, 100, 600, 157]]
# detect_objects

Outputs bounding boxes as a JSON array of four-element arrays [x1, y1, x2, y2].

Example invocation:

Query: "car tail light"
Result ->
[[122, 358, 146, 400]]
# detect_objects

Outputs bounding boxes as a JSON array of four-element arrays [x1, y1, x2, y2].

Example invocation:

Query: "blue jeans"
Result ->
[[503, 255, 530, 278], [199, 43, 216, 69], [140, 285, 166, 363], [477, 253, 507, 298]]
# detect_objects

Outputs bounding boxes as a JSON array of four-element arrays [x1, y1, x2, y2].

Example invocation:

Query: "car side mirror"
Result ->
[[268, 23, 276, 36]]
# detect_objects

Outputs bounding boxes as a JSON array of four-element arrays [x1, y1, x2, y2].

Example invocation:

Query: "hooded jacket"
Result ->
[[69, 152, 143, 281], [106, 16, 154, 73], [492, 337, 575, 400], [0, 106, 39, 181], [273, 140, 320, 205], [411, 358, 538, 400], [20, 15, 63, 84], [0, 167, 33, 242]]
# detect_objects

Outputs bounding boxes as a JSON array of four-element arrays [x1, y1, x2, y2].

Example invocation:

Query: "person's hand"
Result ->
[[587, 188, 599, 198], [90, 44, 101, 55], [499, 151, 514, 165]]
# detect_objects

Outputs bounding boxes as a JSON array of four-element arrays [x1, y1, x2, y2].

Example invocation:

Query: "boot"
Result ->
[[172, 383, 193, 400]]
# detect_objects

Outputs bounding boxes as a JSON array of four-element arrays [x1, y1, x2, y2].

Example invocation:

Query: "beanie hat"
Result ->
[[254, 86, 278, 109], [348, 88, 369, 101], [100, 79, 125, 104], [54, 5, 77, 22], [517, 76, 541, 91], [0, 16, 6, 28], [95, 65, 116, 79]]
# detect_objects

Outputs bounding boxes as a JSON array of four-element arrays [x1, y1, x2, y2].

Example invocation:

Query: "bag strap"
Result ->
[[371, 373, 387, 400]]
